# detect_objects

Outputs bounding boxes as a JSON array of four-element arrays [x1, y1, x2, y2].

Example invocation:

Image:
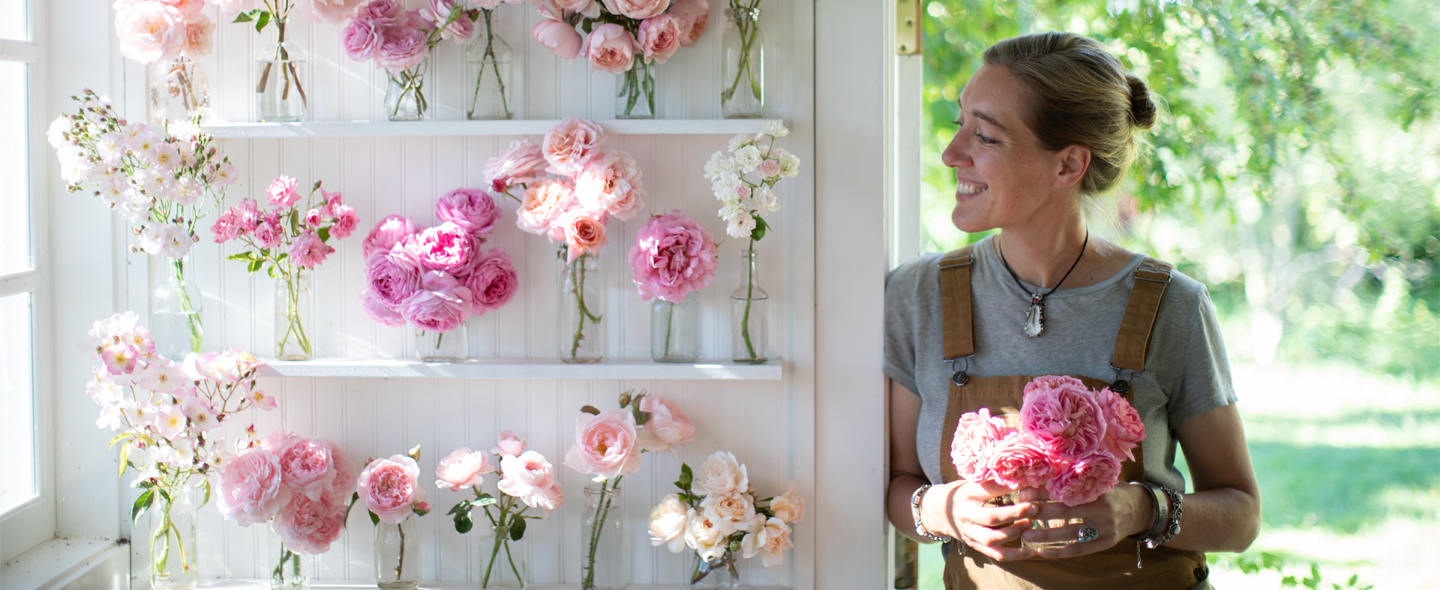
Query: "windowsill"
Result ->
[[0, 538, 121, 590]]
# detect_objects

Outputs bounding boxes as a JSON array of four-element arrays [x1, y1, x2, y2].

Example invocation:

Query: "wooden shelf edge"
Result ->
[[255, 358, 784, 380], [201, 119, 785, 139]]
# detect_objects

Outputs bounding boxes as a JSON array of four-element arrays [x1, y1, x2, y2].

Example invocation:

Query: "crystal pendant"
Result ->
[[1024, 299, 1043, 338]]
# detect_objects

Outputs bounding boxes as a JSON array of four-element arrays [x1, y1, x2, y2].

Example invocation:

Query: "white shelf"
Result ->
[[198, 582, 785, 590], [257, 358, 783, 380], [202, 119, 784, 139]]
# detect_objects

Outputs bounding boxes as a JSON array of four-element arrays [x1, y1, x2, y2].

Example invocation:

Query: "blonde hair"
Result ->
[[983, 32, 1157, 196]]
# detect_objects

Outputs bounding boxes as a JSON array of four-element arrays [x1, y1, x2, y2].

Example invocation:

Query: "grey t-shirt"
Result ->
[[884, 235, 1238, 491]]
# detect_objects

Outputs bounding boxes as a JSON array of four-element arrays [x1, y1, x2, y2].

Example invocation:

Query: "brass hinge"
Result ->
[[896, 0, 922, 55]]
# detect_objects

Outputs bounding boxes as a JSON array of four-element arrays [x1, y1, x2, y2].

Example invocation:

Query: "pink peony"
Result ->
[[361, 290, 407, 327], [637, 14, 682, 64], [575, 150, 646, 219], [497, 450, 564, 510], [358, 454, 427, 524], [949, 407, 1011, 483], [267, 175, 301, 208], [628, 211, 717, 304], [363, 215, 416, 259], [341, 14, 385, 61], [986, 431, 1062, 490], [1020, 375, 1107, 459], [434, 447, 494, 491], [635, 393, 696, 452], [563, 408, 642, 480], [532, 18, 583, 61], [485, 139, 548, 191], [1046, 449, 1121, 506], [400, 271, 472, 332], [668, 0, 709, 47], [515, 178, 575, 236], [273, 489, 346, 555], [436, 188, 501, 237], [542, 118, 606, 177], [217, 447, 291, 526], [414, 222, 479, 274], [377, 24, 429, 72], [600, 0, 669, 19], [289, 233, 335, 269], [463, 248, 518, 314], [582, 23, 638, 75], [557, 207, 608, 263], [492, 430, 526, 457], [115, 1, 184, 64], [266, 433, 340, 501], [1096, 387, 1146, 462], [331, 205, 360, 239], [366, 247, 423, 307]]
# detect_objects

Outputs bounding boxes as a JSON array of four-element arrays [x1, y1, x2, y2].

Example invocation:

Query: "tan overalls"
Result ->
[[935, 245, 1208, 589]]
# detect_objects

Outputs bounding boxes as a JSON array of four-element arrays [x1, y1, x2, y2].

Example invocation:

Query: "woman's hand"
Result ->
[[921, 480, 1040, 562], [1016, 483, 1154, 558]]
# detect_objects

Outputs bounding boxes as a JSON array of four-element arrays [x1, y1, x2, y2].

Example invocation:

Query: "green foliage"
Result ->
[[1219, 551, 1375, 589]]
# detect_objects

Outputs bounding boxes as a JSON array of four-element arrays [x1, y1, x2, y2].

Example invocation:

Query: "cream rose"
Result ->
[[542, 117, 606, 176], [516, 178, 576, 236], [116, 1, 185, 64], [700, 492, 755, 535], [682, 507, 726, 562], [692, 451, 747, 496], [769, 479, 804, 523], [648, 493, 690, 553]]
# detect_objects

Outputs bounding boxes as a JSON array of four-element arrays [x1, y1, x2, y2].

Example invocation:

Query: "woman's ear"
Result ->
[[1054, 145, 1090, 189]]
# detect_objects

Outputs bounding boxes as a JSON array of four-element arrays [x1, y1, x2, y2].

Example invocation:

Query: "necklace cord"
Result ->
[[998, 230, 1090, 301]]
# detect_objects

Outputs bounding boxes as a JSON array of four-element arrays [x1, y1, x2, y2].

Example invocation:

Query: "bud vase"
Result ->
[[268, 527, 308, 590], [386, 58, 430, 121], [275, 273, 313, 361], [148, 56, 209, 125], [416, 327, 468, 362], [720, 7, 764, 118], [375, 518, 421, 590], [466, 9, 513, 120], [581, 482, 626, 590], [255, 18, 308, 122], [651, 297, 701, 363], [481, 521, 526, 588], [152, 255, 204, 359], [615, 59, 655, 119], [691, 550, 741, 589], [559, 253, 605, 363], [149, 482, 198, 590], [730, 248, 768, 364]]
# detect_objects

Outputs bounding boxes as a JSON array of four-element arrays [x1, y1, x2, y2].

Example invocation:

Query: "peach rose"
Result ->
[[516, 178, 576, 236], [700, 492, 755, 535], [635, 393, 695, 452], [542, 117, 606, 176], [769, 479, 804, 523], [575, 150, 646, 219], [582, 23, 638, 75], [557, 207, 609, 263], [179, 13, 214, 59], [116, 1, 185, 64], [637, 14, 682, 64], [434, 447, 493, 491], [563, 408, 641, 480], [667, 0, 709, 47], [532, 18, 583, 61], [601, 0, 668, 19]]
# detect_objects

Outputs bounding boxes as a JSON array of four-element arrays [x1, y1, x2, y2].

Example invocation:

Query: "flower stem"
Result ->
[[569, 255, 601, 359], [171, 257, 204, 352], [395, 521, 406, 582], [582, 477, 620, 590], [467, 9, 511, 120], [664, 300, 675, 359], [740, 241, 758, 361]]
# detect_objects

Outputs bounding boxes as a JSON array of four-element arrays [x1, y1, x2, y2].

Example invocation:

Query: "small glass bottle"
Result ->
[[615, 60, 656, 119], [148, 483, 198, 590], [690, 549, 741, 589], [268, 526, 308, 590], [255, 19, 308, 122], [651, 297, 702, 363], [481, 520, 527, 588], [386, 59, 431, 121], [730, 248, 768, 364], [416, 326, 468, 362], [375, 518, 421, 590], [580, 482, 626, 590], [466, 9, 514, 120], [275, 273, 312, 361], [151, 255, 204, 359], [148, 56, 210, 125], [720, 7, 765, 118], [559, 253, 605, 363]]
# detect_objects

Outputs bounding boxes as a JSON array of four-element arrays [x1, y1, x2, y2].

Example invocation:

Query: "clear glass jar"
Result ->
[[615, 59, 655, 119], [149, 482, 198, 590], [268, 526, 308, 590], [466, 9, 514, 120], [690, 550, 740, 589], [730, 248, 768, 363], [152, 255, 204, 359], [481, 521, 526, 588], [386, 58, 431, 121], [559, 253, 605, 363], [580, 481, 626, 590], [148, 56, 210, 125], [416, 327, 468, 362], [275, 273, 313, 361], [375, 518, 421, 590], [255, 19, 308, 122], [651, 297, 701, 363], [720, 8, 764, 118]]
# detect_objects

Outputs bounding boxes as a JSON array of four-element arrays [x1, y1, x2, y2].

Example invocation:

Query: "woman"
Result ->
[[885, 32, 1261, 589]]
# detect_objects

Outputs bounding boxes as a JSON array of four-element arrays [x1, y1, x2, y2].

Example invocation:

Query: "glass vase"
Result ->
[[375, 518, 421, 590], [152, 255, 204, 359], [255, 19, 308, 122], [481, 521, 527, 588], [651, 297, 701, 363], [386, 59, 431, 121], [149, 482, 198, 590], [275, 273, 313, 361], [691, 550, 741, 589], [730, 248, 768, 364], [416, 327, 468, 362], [268, 526, 309, 590], [720, 7, 764, 118], [581, 481, 626, 590], [466, 9, 514, 120], [147, 56, 210, 125], [559, 253, 605, 363], [615, 59, 655, 119]]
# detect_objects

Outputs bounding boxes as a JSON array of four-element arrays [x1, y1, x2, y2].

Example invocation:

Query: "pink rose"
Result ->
[[115, 1, 184, 64], [485, 139, 548, 191], [628, 211, 717, 304], [1046, 449, 1121, 506], [986, 432, 1062, 490], [557, 208, 608, 263], [289, 233, 335, 269], [358, 454, 427, 524], [758, 159, 781, 179], [342, 15, 385, 61], [298, 0, 367, 24], [217, 447, 291, 526], [434, 447, 494, 491], [635, 393, 696, 452], [363, 215, 415, 259], [516, 178, 575, 235], [414, 222, 479, 274], [497, 450, 564, 510], [362, 290, 407, 327], [422, 0, 474, 42], [366, 247, 423, 307], [273, 489, 346, 555], [267, 175, 301, 208], [492, 430, 526, 457], [601, 0, 669, 19], [305, 208, 323, 228], [378, 25, 429, 72], [555, 0, 597, 15], [575, 150, 646, 218], [331, 205, 360, 239], [463, 248, 518, 314], [668, 0, 709, 47], [253, 217, 283, 249], [157, 0, 205, 16], [179, 13, 214, 59], [532, 19, 583, 61], [563, 408, 642, 480], [266, 433, 340, 500], [1020, 375, 1106, 459], [436, 188, 502, 237], [582, 23, 638, 75], [357, 0, 404, 24], [949, 407, 1011, 483], [637, 14, 682, 64], [329, 444, 358, 498], [401, 271, 472, 332], [1095, 387, 1145, 462], [543, 118, 606, 176]]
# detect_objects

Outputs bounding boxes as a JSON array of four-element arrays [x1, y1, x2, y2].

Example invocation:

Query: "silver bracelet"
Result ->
[[1148, 485, 1183, 548], [1128, 481, 1168, 543], [910, 484, 952, 543]]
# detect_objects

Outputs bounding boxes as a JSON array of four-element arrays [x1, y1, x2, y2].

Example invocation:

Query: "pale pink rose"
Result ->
[[179, 12, 214, 59], [400, 271, 472, 332], [635, 393, 695, 452], [582, 23, 638, 75], [496, 450, 564, 510], [378, 25, 429, 72], [298, 0, 366, 24], [700, 492, 755, 535], [667, 0, 709, 47], [769, 479, 804, 523], [601, 0, 668, 19], [331, 205, 360, 239], [563, 409, 642, 480], [217, 447, 291, 526], [157, 0, 204, 16], [557, 207, 608, 263], [289, 233, 335, 269], [436, 188, 501, 237], [637, 14, 681, 64], [357, 0, 404, 24], [485, 139, 548, 191], [575, 150, 646, 217], [1020, 375, 1106, 459], [543, 118, 606, 176], [273, 489, 346, 555], [267, 175, 301, 208], [421, 0, 474, 41], [757, 159, 781, 179], [115, 1, 184, 64], [693, 451, 747, 496], [755, 517, 793, 567], [985, 431, 1062, 490], [554, 0, 597, 15], [253, 217, 283, 249], [328, 444, 358, 498], [463, 248, 518, 314], [341, 15, 385, 61], [414, 222, 479, 274], [363, 215, 416, 259], [366, 247, 423, 307], [357, 454, 427, 524], [515, 178, 575, 235], [648, 493, 689, 553], [531, 18, 583, 61], [267, 433, 341, 500], [628, 211, 717, 304], [949, 407, 1011, 483], [361, 290, 407, 326], [1046, 449, 1121, 507], [434, 447, 494, 491], [492, 431, 526, 457], [1096, 387, 1145, 462]]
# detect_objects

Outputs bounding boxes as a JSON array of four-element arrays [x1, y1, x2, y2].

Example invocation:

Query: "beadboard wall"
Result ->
[[104, 2, 817, 587]]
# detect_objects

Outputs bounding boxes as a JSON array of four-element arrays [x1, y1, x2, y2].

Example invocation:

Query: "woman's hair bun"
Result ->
[[1127, 75, 1157, 129]]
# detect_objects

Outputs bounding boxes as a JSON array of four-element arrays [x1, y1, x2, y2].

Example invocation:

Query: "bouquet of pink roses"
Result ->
[[950, 375, 1146, 507], [629, 210, 718, 361], [438, 431, 564, 588], [342, 0, 478, 120]]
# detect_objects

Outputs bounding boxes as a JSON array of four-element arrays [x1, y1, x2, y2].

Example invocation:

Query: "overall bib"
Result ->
[[935, 246, 1208, 590]]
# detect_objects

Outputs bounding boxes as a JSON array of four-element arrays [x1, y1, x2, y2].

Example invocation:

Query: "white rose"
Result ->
[[700, 492, 755, 536], [693, 451, 748, 497], [726, 213, 756, 240], [703, 152, 735, 179], [759, 121, 789, 139], [757, 185, 780, 214], [769, 479, 805, 523], [779, 152, 801, 178], [727, 133, 755, 153], [739, 516, 791, 566], [683, 508, 726, 562], [171, 176, 203, 206], [733, 145, 762, 173], [648, 493, 690, 553], [157, 223, 193, 259], [47, 116, 72, 149]]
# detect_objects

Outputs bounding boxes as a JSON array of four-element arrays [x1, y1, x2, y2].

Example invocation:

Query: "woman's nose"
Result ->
[[941, 131, 970, 168]]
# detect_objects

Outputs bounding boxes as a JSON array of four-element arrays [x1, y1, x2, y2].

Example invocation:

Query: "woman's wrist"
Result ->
[[1121, 482, 1158, 538], [917, 481, 956, 539]]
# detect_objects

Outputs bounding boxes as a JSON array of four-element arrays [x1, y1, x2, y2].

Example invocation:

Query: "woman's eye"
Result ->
[[976, 132, 997, 145]]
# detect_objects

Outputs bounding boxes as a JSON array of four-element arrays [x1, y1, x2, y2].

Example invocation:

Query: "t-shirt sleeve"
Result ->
[[1168, 284, 1240, 428], [884, 260, 923, 397]]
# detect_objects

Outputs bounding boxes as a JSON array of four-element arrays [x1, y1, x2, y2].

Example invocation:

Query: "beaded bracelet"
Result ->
[[910, 484, 952, 543]]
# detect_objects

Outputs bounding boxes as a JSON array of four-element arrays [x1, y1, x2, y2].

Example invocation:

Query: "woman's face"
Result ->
[[942, 65, 1078, 233]]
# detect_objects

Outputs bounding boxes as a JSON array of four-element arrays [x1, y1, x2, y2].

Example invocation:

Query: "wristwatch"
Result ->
[[910, 484, 952, 543]]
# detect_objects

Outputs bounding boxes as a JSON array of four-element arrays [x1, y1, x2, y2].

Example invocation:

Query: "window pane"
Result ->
[[0, 60, 29, 275], [0, 292, 36, 514], [0, 0, 26, 41]]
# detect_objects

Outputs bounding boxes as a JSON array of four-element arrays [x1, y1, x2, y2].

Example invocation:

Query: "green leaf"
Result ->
[[679, 463, 693, 489], [266, 264, 279, 278], [369, 510, 380, 526], [132, 489, 155, 523], [317, 226, 331, 243], [474, 496, 498, 508], [1283, 576, 1298, 588], [248, 259, 264, 273], [232, 11, 254, 23], [452, 510, 474, 534], [226, 252, 255, 262], [633, 410, 652, 426], [117, 444, 131, 478], [254, 10, 270, 33], [509, 516, 526, 541], [201, 479, 211, 509], [580, 405, 601, 415], [107, 431, 133, 448], [750, 216, 768, 241]]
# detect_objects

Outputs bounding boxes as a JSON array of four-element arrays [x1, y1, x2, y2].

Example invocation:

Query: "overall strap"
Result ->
[[939, 245, 977, 361], [1111, 257, 1175, 373]]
